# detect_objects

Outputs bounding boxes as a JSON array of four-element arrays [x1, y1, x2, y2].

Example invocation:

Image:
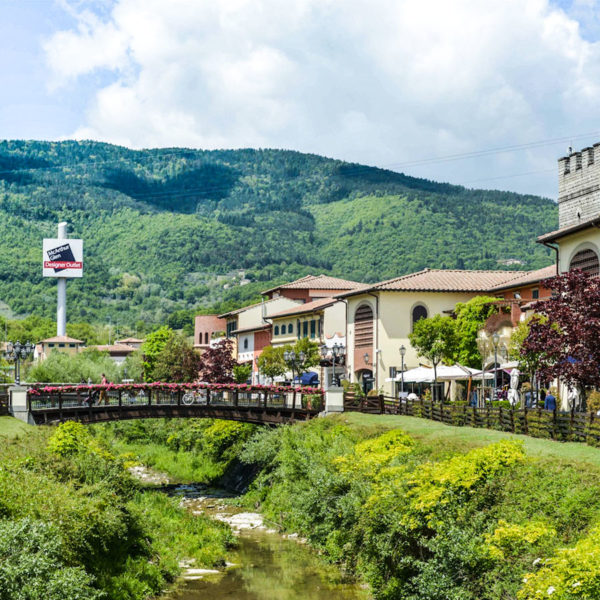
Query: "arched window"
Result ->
[[354, 304, 374, 347], [204, 332, 209, 344], [412, 304, 428, 330], [243, 338, 249, 349], [570, 248, 600, 276], [274, 325, 280, 335]]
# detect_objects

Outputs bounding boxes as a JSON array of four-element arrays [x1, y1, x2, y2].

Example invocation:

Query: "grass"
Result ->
[[336, 413, 600, 468], [0, 416, 33, 439]]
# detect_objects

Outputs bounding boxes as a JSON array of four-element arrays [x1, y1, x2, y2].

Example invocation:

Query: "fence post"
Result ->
[[510, 408, 515, 433], [147, 389, 152, 406], [234, 390, 239, 407], [523, 406, 528, 435], [379, 394, 384, 414], [552, 408, 558, 439], [58, 392, 63, 421], [177, 390, 181, 406], [118, 390, 122, 415], [263, 392, 268, 409]]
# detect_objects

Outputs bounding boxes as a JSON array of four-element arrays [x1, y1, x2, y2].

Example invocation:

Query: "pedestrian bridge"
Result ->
[[10, 383, 324, 426]]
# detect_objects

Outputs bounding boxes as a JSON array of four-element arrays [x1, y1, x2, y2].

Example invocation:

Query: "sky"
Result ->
[[3, 0, 600, 198]]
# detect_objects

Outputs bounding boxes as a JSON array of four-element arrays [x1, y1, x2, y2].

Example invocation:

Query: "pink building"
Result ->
[[194, 315, 227, 350]]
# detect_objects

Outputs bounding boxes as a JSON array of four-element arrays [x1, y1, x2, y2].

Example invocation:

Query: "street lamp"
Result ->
[[492, 332, 500, 401], [4, 341, 35, 386], [320, 343, 346, 387], [399, 345, 406, 395], [284, 350, 306, 386]]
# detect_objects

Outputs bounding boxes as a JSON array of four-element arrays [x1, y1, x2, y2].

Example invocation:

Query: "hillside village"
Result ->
[[190, 142, 600, 405]]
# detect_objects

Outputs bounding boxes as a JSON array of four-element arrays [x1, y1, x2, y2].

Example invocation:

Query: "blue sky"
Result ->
[[2, 0, 600, 199]]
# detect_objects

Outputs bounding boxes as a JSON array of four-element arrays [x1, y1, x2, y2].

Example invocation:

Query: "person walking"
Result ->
[[544, 389, 556, 411], [99, 373, 108, 405]]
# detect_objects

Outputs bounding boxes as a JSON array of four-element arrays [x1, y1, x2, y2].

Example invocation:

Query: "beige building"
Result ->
[[268, 297, 347, 387], [35, 335, 84, 361], [537, 143, 600, 277], [339, 269, 531, 396]]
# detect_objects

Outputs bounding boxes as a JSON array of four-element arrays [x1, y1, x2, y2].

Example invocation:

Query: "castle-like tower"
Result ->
[[558, 144, 600, 228]]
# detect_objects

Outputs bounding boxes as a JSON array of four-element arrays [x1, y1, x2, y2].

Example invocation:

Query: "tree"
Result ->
[[453, 296, 501, 367], [233, 363, 252, 383], [257, 346, 287, 382], [509, 314, 546, 380], [141, 326, 174, 382], [199, 338, 237, 383], [522, 270, 600, 403], [152, 335, 202, 382], [283, 338, 320, 377], [409, 315, 457, 388]]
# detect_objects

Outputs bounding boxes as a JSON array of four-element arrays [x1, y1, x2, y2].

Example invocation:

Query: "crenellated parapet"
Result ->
[[558, 143, 600, 228]]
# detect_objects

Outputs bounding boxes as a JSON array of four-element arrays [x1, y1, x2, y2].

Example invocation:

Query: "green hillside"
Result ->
[[0, 140, 557, 326]]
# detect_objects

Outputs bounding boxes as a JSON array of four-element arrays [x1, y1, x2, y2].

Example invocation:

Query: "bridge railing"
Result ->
[[26, 382, 323, 414]]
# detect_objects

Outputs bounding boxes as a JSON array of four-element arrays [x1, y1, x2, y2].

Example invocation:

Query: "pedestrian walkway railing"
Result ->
[[343, 392, 600, 445]]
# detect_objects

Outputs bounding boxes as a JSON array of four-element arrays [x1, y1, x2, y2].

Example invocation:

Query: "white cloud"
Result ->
[[44, 0, 600, 196]]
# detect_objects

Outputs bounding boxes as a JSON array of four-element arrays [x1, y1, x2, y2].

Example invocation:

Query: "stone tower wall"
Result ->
[[558, 143, 600, 228]]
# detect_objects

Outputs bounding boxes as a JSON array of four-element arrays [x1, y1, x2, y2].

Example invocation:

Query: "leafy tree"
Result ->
[[152, 334, 202, 382], [25, 348, 120, 383], [522, 270, 600, 403], [509, 314, 546, 380], [409, 314, 457, 384], [453, 296, 501, 367], [257, 345, 287, 381], [141, 326, 175, 382], [282, 338, 320, 376], [233, 363, 252, 383], [199, 338, 237, 383]]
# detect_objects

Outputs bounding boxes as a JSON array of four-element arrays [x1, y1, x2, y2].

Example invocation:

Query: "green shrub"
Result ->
[[0, 518, 101, 600]]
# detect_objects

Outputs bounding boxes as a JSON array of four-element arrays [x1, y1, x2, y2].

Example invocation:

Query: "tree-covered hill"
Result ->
[[0, 140, 557, 327]]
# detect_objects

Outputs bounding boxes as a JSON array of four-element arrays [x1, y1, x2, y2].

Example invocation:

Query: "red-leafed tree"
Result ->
[[522, 269, 600, 402], [199, 338, 237, 383]]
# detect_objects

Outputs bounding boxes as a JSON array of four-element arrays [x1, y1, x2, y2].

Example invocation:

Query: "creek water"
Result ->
[[165, 483, 369, 600]]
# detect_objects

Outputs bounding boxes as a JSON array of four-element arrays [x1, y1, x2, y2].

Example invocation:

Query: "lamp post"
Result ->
[[399, 345, 406, 395], [320, 343, 346, 387], [4, 341, 35, 386], [492, 332, 500, 401], [284, 350, 306, 386]]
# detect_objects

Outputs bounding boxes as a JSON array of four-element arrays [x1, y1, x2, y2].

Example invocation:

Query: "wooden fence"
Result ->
[[343, 392, 600, 446]]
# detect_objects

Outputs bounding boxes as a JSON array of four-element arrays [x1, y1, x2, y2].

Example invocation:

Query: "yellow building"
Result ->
[[339, 269, 523, 396], [35, 335, 84, 361]]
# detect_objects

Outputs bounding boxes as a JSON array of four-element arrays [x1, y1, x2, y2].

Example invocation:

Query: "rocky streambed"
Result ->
[[130, 467, 368, 600]]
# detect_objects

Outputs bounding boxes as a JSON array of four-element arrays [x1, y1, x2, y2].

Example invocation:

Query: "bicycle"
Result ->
[[181, 388, 208, 405]]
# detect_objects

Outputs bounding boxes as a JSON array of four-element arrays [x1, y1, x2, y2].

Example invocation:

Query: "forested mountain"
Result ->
[[0, 140, 557, 328]]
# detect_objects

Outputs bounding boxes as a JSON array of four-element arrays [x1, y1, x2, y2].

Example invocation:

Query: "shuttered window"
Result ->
[[354, 304, 373, 347], [570, 249, 600, 276]]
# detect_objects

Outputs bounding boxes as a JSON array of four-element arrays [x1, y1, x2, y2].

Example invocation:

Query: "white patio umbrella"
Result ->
[[394, 366, 436, 383]]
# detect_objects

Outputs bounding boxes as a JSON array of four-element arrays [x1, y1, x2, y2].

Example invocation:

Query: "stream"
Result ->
[[159, 481, 369, 600]]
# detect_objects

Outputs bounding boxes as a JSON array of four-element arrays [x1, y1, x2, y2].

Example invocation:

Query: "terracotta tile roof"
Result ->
[[337, 269, 532, 296], [268, 297, 338, 319], [90, 343, 137, 353], [261, 274, 363, 295], [39, 335, 84, 344], [116, 337, 144, 344], [537, 216, 600, 243], [488, 265, 557, 291], [218, 297, 280, 319]]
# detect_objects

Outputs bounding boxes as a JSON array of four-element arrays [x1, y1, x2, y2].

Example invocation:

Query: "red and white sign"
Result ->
[[42, 239, 83, 278]]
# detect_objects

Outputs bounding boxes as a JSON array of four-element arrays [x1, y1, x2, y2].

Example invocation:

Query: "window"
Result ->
[[570, 249, 600, 276], [412, 304, 428, 330], [303, 321, 308, 337], [354, 304, 374, 347], [205, 332, 209, 344], [59, 343, 65, 348], [243, 338, 249, 349], [274, 325, 280, 335], [310, 320, 316, 338], [288, 324, 293, 334], [226, 321, 236, 338], [532, 288, 539, 300], [48, 343, 55, 348], [69, 344, 75, 348], [297, 320, 301, 339]]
